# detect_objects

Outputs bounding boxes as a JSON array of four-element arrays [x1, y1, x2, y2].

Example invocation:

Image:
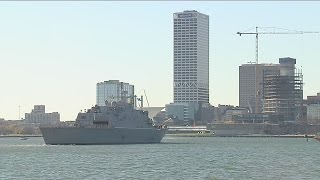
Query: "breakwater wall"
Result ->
[[207, 123, 320, 136]]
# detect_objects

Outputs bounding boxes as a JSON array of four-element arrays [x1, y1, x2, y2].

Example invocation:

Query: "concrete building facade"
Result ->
[[239, 63, 280, 113], [306, 93, 320, 124], [307, 104, 320, 124], [167, 10, 210, 124], [165, 102, 199, 123], [96, 80, 134, 106], [239, 57, 303, 122], [306, 93, 320, 105], [25, 105, 60, 124], [173, 10, 209, 103]]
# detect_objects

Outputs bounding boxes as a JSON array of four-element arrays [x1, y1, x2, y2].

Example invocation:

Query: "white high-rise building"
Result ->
[[96, 80, 134, 106], [173, 10, 209, 104]]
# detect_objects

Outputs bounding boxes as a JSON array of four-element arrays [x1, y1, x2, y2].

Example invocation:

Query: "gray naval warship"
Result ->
[[40, 99, 167, 145]]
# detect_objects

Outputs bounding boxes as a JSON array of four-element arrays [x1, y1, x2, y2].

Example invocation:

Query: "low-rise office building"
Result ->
[[307, 104, 320, 124], [25, 105, 60, 124]]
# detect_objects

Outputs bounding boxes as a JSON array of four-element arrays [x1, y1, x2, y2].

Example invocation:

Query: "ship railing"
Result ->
[[74, 124, 112, 128], [39, 123, 76, 128], [154, 125, 168, 130]]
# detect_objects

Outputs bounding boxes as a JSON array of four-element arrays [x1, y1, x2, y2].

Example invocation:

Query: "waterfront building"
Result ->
[[307, 104, 320, 124], [305, 93, 320, 105], [173, 10, 209, 103], [225, 108, 249, 122], [25, 105, 60, 124], [232, 114, 283, 124], [96, 80, 134, 106], [165, 103, 200, 123], [167, 10, 210, 123], [239, 57, 303, 122], [306, 93, 320, 124], [212, 104, 248, 122], [239, 63, 280, 113], [262, 58, 303, 122]]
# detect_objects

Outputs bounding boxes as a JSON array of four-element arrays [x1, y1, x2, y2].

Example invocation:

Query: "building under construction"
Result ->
[[262, 58, 303, 122]]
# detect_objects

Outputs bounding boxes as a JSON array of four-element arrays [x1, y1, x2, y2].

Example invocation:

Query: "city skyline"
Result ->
[[1, 2, 319, 121]]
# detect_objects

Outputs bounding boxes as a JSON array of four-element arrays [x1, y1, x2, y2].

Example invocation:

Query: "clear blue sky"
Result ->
[[1, 1, 319, 121]]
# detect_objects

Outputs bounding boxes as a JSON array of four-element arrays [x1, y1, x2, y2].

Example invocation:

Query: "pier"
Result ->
[[213, 134, 315, 138]]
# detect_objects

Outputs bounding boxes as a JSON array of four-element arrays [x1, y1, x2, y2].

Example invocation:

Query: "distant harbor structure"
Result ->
[[25, 105, 60, 124]]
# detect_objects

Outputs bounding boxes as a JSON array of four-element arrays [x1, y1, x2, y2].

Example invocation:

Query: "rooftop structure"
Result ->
[[305, 93, 320, 105]]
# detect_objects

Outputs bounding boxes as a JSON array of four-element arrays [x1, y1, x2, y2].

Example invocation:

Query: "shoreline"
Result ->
[[0, 135, 42, 138], [0, 134, 316, 139], [166, 133, 315, 138]]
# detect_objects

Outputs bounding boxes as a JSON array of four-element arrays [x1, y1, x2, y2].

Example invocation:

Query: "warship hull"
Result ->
[[40, 127, 167, 145]]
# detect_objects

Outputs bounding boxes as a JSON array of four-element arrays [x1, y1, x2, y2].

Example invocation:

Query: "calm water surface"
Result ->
[[0, 136, 319, 180]]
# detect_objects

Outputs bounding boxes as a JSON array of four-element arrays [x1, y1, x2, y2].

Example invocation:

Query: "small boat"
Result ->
[[20, 137, 28, 140]]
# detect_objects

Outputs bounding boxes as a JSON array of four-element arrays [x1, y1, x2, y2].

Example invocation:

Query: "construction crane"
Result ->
[[144, 89, 150, 107], [237, 27, 318, 114], [237, 27, 319, 64]]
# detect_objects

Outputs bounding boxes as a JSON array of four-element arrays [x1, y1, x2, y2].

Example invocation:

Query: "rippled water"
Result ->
[[0, 136, 319, 180]]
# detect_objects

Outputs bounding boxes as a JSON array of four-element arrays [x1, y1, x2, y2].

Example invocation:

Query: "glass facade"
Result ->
[[96, 80, 134, 106]]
